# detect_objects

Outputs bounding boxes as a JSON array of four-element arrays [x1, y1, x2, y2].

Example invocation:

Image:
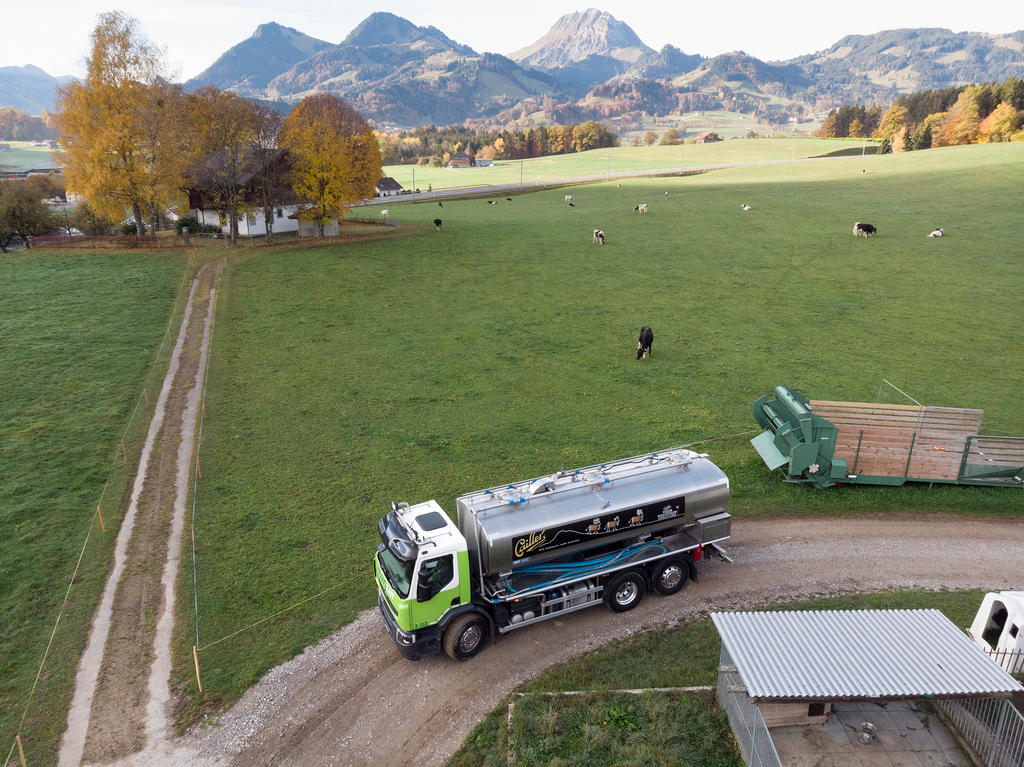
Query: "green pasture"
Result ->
[[0, 141, 58, 172], [448, 589, 987, 766], [382, 136, 872, 191], [176, 141, 1023, 725], [0, 251, 186, 763]]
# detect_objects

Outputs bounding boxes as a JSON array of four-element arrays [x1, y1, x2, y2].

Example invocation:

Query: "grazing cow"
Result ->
[[564, 194, 573, 203], [633, 203, 648, 214], [568, 202, 575, 208], [380, 209, 390, 220], [593, 229, 606, 245], [438, 202, 443, 208], [433, 218, 442, 231], [487, 200, 498, 205], [740, 203, 751, 211], [928, 228, 944, 237], [636, 326, 654, 359], [664, 192, 669, 199], [853, 222, 877, 237], [505, 197, 512, 202]]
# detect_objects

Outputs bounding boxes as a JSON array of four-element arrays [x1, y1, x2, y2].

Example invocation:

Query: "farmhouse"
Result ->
[[448, 151, 473, 168], [694, 132, 722, 144], [375, 176, 403, 197], [186, 147, 301, 236]]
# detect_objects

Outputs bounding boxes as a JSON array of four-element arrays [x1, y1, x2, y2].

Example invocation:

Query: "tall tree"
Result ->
[[187, 87, 259, 243], [0, 179, 53, 252], [252, 103, 286, 241], [56, 12, 180, 236], [935, 88, 981, 147], [278, 94, 381, 238]]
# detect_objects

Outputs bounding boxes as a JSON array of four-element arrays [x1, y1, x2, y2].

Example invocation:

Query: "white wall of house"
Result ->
[[193, 205, 300, 236]]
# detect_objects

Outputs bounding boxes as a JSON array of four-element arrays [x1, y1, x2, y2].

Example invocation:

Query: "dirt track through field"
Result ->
[[152, 514, 1021, 767], [59, 260, 223, 767]]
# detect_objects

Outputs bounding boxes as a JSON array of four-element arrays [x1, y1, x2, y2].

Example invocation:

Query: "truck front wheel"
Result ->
[[443, 614, 489, 661], [604, 570, 646, 612], [651, 557, 688, 596]]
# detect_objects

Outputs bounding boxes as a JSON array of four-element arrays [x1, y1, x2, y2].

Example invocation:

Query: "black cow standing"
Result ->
[[636, 326, 654, 359], [433, 218, 442, 230]]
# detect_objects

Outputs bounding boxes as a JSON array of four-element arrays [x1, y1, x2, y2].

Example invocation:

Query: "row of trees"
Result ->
[[377, 121, 618, 166], [0, 107, 56, 141], [55, 12, 381, 243], [817, 77, 1024, 150]]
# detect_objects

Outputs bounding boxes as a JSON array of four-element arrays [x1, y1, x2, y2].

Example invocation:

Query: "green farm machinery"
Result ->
[[751, 385, 1024, 488]]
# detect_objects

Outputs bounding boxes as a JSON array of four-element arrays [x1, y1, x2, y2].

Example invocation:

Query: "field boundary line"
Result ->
[[4, 260, 192, 767]]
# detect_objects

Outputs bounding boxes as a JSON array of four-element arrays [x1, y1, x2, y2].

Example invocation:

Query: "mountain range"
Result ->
[[4, 10, 1023, 130]]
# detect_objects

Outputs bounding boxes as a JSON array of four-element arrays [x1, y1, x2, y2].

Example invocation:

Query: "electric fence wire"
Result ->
[[3, 262, 192, 767]]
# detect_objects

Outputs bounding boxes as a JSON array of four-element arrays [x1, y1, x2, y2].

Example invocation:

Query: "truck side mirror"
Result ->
[[416, 566, 439, 602]]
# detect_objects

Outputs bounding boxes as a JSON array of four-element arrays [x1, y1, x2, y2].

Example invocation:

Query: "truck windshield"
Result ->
[[378, 548, 414, 598]]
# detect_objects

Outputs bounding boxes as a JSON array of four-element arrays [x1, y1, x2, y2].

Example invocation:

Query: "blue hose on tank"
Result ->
[[502, 541, 668, 594]]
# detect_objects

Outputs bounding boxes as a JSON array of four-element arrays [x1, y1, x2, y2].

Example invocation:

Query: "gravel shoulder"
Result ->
[[162, 514, 1024, 767]]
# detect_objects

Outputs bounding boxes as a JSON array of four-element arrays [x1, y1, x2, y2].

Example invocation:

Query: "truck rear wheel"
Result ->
[[443, 613, 488, 661], [604, 570, 646, 612], [651, 557, 687, 596]]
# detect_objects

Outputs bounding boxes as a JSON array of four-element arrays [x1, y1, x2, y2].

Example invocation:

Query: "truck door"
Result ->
[[411, 554, 460, 630]]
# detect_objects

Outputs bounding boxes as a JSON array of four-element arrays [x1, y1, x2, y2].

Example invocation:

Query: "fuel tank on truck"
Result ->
[[456, 447, 729, 576]]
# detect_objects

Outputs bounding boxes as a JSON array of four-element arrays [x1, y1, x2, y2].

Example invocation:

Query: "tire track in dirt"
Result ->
[[59, 260, 223, 767], [169, 514, 1023, 767]]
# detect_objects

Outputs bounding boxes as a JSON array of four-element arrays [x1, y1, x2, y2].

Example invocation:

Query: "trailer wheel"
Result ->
[[605, 570, 646, 612], [443, 613, 488, 661], [651, 557, 688, 596]]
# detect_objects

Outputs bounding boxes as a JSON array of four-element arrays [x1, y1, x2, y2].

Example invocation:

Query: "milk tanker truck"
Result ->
[[374, 446, 731, 660]]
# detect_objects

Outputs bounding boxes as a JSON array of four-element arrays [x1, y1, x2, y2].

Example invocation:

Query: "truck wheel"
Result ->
[[604, 571, 646, 613], [652, 557, 687, 596], [443, 614, 488, 661]]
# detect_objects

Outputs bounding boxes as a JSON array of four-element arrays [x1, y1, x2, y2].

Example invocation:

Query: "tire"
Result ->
[[651, 557, 687, 596], [604, 570, 646, 613], [442, 613, 488, 661]]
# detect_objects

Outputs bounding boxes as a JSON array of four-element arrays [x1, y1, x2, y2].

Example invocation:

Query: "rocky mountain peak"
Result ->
[[510, 8, 653, 70]]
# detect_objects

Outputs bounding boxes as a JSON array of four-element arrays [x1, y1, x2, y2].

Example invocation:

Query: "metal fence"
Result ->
[[936, 696, 1024, 767], [981, 647, 1024, 675], [717, 647, 782, 767]]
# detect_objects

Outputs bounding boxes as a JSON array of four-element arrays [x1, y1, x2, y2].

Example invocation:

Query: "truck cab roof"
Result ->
[[381, 500, 464, 561]]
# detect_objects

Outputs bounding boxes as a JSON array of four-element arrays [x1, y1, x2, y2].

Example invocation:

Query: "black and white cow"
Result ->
[[636, 326, 653, 359], [433, 218, 442, 230], [593, 229, 606, 245], [853, 222, 877, 237], [928, 228, 944, 237]]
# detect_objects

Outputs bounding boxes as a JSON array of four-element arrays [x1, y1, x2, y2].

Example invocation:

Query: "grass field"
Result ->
[[381, 137, 874, 192], [174, 141, 1023, 725], [446, 589, 988, 766], [0, 251, 187, 763], [0, 141, 58, 172]]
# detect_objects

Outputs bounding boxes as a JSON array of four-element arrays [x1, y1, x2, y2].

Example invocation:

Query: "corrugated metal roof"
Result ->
[[711, 609, 1024, 702]]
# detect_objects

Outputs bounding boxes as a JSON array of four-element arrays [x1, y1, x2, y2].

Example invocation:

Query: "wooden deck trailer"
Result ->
[[751, 386, 1024, 488]]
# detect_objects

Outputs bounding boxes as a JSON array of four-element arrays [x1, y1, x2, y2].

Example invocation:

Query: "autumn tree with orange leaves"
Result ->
[[278, 94, 381, 237]]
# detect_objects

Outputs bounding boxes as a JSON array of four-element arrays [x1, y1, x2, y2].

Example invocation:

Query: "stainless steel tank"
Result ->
[[455, 447, 729, 575]]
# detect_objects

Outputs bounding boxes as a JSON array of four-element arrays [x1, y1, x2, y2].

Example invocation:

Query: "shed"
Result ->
[[712, 609, 1024, 766], [694, 132, 721, 144], [448, 151, 473, 168]]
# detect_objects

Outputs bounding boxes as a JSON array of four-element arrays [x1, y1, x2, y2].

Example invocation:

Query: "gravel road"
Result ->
[[124, 513, 1024, 767]]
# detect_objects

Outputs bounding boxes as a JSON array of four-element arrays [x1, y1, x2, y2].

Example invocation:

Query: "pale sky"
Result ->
[[5, 1, 1024, 81]]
